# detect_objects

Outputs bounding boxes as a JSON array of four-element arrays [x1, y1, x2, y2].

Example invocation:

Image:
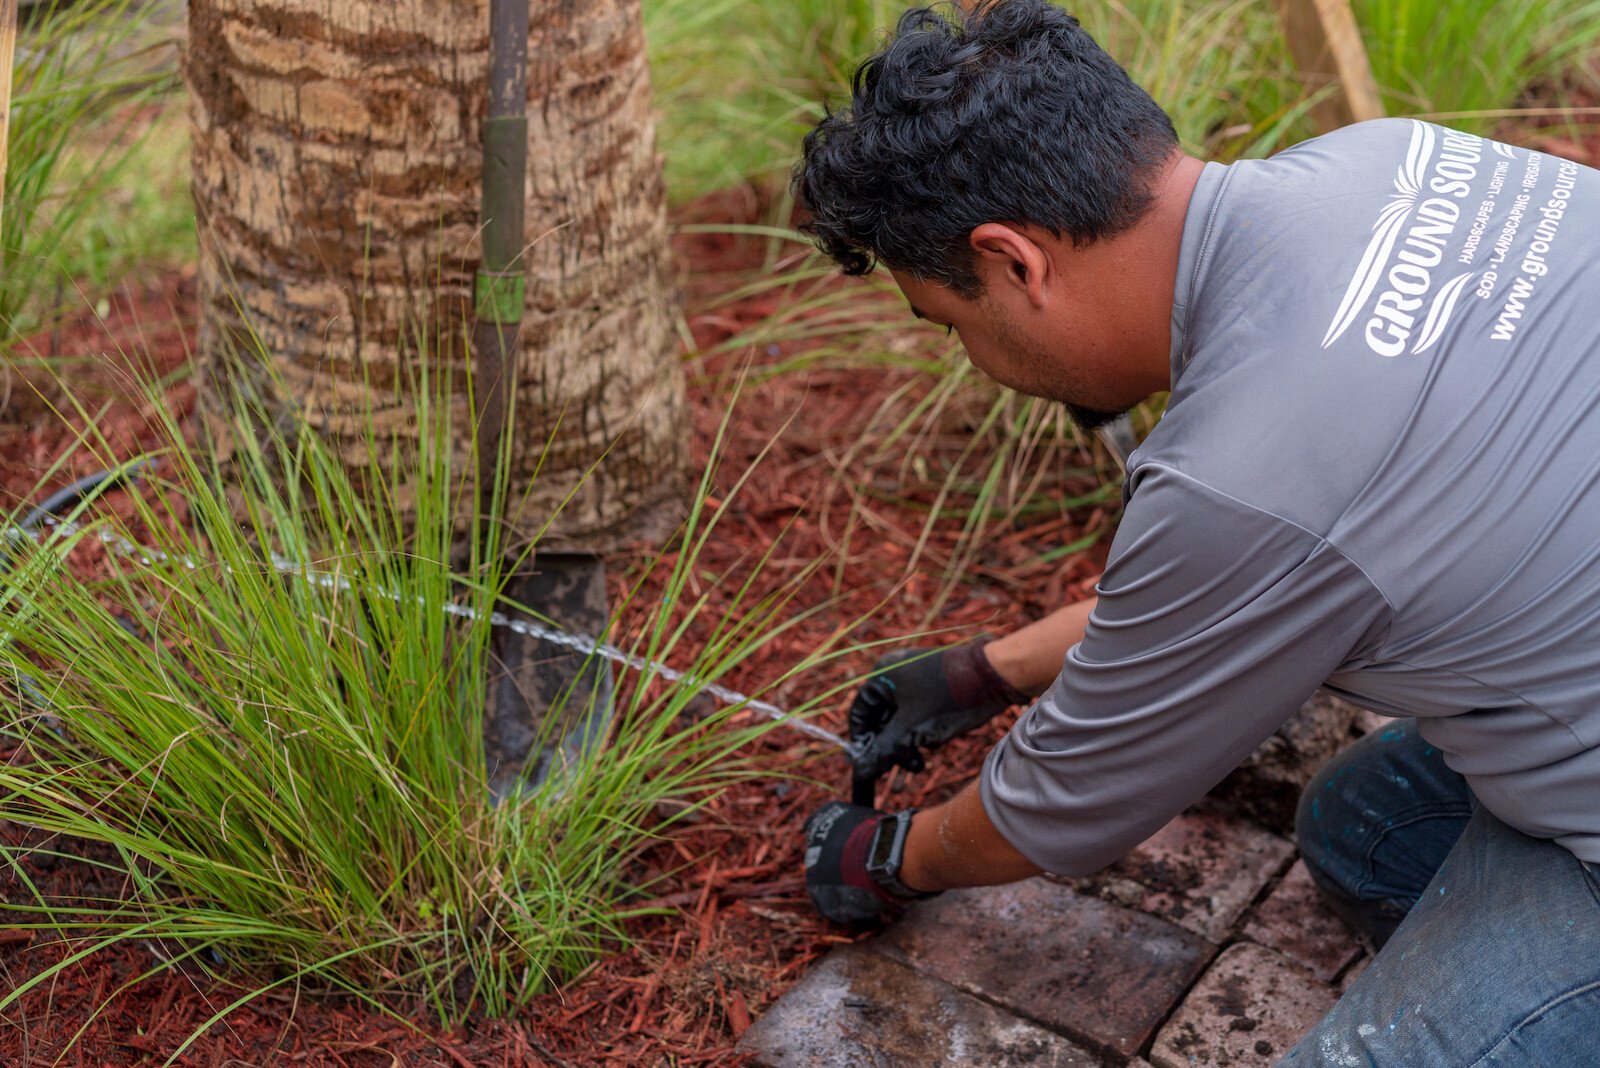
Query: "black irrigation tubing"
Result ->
[[2, 460, 151, 716], [1, 467, 854, 753], [7, 459, 150, 549]]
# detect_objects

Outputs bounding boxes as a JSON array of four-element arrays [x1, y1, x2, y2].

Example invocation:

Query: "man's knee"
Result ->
[[1289, 813, 1600, 1067], [1294, 719, 1472, 947], [1296, 764, 1411, 948], [1294, 722, 1413, 890]]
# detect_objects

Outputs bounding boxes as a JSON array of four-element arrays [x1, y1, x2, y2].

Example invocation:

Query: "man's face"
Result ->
[[890, 262, 1141, 431]]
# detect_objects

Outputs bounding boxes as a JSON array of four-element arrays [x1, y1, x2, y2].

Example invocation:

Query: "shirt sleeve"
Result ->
[[980, 465, 1394, 875]]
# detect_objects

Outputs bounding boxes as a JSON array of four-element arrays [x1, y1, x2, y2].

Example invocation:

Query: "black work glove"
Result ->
[[802, 802, 896, 925], [848, 637, 1029, 783]]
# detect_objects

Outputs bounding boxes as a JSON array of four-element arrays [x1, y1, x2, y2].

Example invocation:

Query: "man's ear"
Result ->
[[969, 223, 1048, 307]]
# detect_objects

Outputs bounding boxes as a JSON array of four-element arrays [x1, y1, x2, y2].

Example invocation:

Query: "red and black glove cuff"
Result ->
[[803, 803, 901, 924], [944, 636, 1030, 712]]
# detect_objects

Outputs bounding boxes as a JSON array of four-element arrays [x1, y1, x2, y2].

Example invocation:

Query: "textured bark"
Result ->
[[186, 0, 687, 552]]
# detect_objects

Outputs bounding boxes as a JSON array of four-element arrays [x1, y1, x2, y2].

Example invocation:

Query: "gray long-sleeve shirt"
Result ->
[[981, 119, 1600, 873]]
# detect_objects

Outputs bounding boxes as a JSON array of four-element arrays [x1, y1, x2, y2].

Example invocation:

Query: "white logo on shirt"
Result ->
[[1323, 121, 1481, 357]]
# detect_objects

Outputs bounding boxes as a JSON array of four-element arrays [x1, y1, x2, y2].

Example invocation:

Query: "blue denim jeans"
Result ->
[[1284, 720, 1600, 1066]]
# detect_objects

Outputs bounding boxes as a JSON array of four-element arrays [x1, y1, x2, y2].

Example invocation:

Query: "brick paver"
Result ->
[[1242, 861, 1363, 981], [1352, 708, 1391, 735], [1072, 807, 1294, 943], [870, 877, 1214, 1056], [1211, 693, 1360, 833], [1338, 954, 1370, 992], [737, 945, 1110, 1067], [1148, 943, 1337, 1067], [749, 796, 1366, 1065]]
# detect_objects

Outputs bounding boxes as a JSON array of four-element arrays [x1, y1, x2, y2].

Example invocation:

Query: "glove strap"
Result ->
[[865, 810, 940, 900]]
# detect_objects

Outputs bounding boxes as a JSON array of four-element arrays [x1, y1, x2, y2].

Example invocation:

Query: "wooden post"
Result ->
[[0, 0, 18, 241], [1275, 0, 1384, 133]]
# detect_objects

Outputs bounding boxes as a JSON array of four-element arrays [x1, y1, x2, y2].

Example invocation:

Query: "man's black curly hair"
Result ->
[[796, 0, 1179, 296]]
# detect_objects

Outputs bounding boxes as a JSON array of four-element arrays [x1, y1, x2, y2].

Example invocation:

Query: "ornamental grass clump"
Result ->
[[0, 354, 849, 1037]]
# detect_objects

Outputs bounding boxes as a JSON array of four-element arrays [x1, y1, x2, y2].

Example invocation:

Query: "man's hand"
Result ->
[[802, 792, 1042, 926], [802, 802, 899, 924], [848, 638, 1028, 782]]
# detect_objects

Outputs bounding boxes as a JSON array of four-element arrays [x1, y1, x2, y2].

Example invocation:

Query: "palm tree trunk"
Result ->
[[186, 0, 688, 552]]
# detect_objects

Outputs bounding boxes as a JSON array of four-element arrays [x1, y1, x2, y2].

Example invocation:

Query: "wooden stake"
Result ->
[[1276, 0, 1384, 133], [0, 0, 17, 241]]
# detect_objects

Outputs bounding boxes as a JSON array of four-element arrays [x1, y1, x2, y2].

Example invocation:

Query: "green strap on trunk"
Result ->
[[475, 270, 526, 325]]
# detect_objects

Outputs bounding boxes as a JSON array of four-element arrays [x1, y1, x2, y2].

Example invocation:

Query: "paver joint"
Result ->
[[745, 792, 1363, 1067]]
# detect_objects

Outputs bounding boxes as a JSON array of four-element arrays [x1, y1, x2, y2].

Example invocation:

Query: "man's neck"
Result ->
[[1127, 151, 1208, 394]]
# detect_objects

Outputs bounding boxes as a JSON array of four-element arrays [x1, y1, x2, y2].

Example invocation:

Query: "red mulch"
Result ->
[[5, 112, 1595, 1063], [0, 194, 1111, 1066]]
